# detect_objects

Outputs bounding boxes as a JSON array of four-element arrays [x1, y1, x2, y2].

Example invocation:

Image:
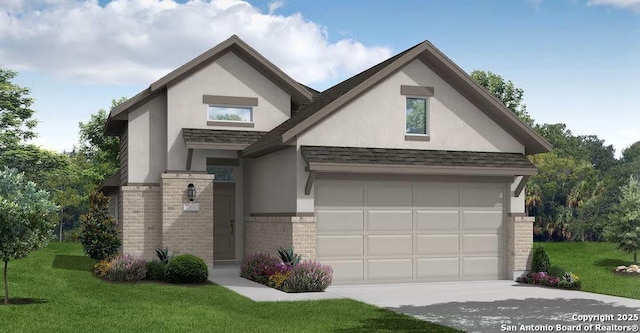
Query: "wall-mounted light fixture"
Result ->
[[187, 183, 196, 201]]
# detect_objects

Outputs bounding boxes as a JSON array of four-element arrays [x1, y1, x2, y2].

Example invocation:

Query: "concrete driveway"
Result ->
[[327, 281, 640, 333]]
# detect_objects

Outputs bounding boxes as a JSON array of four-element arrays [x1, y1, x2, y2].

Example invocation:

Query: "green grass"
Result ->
[[542, 241, 640, 299], [0, 242, 460, 333]]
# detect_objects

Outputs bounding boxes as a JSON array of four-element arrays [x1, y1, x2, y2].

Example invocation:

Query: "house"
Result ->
[[101, 35, 551, 284]]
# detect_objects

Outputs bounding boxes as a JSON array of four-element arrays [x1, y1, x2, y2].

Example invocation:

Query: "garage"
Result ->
[[315, 180, 506, 283]]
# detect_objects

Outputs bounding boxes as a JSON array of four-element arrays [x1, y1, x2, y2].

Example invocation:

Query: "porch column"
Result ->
[[161, 172, 215, 266], [507, 214, 534, 279]]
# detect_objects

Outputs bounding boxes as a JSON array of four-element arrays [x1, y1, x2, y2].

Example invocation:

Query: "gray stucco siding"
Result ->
[[126, 92, 167, 184], [166, 52, 293, 171]]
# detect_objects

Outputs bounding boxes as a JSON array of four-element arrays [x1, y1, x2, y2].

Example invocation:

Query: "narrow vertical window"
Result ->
[[406, 97, 428, 135]]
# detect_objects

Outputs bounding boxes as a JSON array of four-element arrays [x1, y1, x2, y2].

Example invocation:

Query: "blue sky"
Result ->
[[2, 0, 639, 155]]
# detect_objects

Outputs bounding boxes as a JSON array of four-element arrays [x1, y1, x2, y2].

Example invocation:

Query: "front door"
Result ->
[[213, 182, 236, 260]]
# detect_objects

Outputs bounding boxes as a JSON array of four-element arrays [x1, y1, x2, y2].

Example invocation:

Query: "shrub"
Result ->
[[277, 247, 302, 267], [93, 260, 111, 278], [281, 261, 333, 293], [516, 271, 581, 290], [146, 260, 166, 281], [79, 191, 121, 261], [268, 271, 291, 289], [531, 245, 551, 273], [240, 253, 279, 285], [165, 254, 208, 284], [547, 265, 567, 278], [516, 271, 559, 287], [155, 247, 173, 264], [104, 255, 147, 282]]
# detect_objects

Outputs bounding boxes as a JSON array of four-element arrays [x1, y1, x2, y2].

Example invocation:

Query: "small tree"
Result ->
[[531, 245, 551, 273], [79, 191, 121, 261], [0, 168, 57, 304], [605, 176, 640, 264]]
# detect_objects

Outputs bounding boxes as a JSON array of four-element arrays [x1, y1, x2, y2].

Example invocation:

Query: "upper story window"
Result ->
[[208, 105, 252, 122], [401, 85, 433, 140], [203, 95, 258, 127], [405, 97, 428, 135]]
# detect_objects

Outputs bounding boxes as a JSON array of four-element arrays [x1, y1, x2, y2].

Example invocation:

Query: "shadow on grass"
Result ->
[[0, 298, 48, 306], [593, 258, 635, 267], [334, 308, 461, 333], [52, 255, 95, 271]]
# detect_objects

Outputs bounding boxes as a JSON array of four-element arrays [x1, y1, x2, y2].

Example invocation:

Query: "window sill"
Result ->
[[404, 134, 430, 141], [207, 121, 255, 128]]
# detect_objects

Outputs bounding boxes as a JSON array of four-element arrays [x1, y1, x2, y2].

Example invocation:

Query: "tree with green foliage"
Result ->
[[78, 98, 126, 179], [470, 70, 534, 127], [622, 141, 640, 164], [0, 168, 58, 304], [0, 67, 38, 149], [79, 191, 121, 261], [604, 176, 640, 264]]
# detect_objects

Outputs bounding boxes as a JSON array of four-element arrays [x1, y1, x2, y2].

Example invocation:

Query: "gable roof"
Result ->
[[241, 40, 552, 157], [105, 35, 314, 135]]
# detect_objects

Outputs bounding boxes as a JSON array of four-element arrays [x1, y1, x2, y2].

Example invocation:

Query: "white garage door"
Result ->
[[315, 180, 506, 283]]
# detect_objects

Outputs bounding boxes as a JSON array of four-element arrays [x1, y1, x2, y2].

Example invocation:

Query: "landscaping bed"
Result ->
[[240, 249, 333, 293]]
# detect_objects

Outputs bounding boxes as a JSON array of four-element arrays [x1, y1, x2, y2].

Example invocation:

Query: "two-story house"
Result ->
[[101, 35, 551, 284]]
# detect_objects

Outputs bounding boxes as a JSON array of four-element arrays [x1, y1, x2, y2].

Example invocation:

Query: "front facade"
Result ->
[[102, 35, 551, 284]]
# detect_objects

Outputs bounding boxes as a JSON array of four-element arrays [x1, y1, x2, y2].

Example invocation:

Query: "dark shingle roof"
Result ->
[[244, 43, 423, 153], [300, 146, 536, 169], [182, 128, 267, 145]]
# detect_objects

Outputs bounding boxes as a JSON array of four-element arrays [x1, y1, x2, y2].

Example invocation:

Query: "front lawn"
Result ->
[[542, 242, 640, 299], [0, 242, 459, 332]]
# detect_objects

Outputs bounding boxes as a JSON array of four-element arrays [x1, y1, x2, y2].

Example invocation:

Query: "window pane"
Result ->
[[208, 106, 252, 122], [207, 166, 235, 182], [406, 98, 427, 134]]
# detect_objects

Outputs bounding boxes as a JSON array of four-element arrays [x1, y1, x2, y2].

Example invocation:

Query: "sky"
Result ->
[[1, 0, 639, 156]]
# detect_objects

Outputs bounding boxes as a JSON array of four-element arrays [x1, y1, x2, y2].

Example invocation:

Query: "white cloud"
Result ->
[[588, 0, 640, 13], [0, 0, 392, 86], [267, 0, 283, 14]]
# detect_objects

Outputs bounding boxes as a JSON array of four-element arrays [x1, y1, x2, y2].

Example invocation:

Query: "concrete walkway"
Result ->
[[328, 281, 640, 333], [209, 265, 342, 302]]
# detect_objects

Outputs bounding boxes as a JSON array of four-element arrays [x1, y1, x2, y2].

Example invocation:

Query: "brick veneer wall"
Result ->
[[161, 173, 215, 266], [245, 215, 317, 260], [120, 185, 162, 259], [507, 215, 534, 279]]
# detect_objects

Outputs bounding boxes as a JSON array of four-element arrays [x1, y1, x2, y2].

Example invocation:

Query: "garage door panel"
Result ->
[[366, 184, 412, 206], [367, 259, 412, 280], [462, 211, 503, 230], [462, 257, 502, 279], [316, 210, 363, 232], [323, 260, 364, 281], [462, 234, 504, 255], [414, 185, 459, 207], [367, 210, 412, 231], [416, 235, 459, 255], [318, 235, 363, 257], [416, 258, 460, 279], [461, 186, 503, 208], [367, 235, 412, 256], [416, 210, 459, 231], [316, 183, 363, 206]]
